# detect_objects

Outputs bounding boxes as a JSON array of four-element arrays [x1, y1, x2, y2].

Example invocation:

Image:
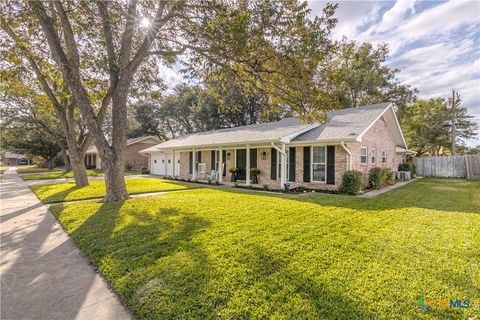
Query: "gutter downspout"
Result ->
[[341, 141, 352, 171], [271, 142, 288, 190]]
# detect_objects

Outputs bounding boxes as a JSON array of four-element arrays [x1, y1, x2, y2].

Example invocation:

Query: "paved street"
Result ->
[[0, 168, 132, 320]]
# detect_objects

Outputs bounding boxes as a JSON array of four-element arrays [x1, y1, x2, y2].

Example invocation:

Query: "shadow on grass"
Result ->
[[52, 199, 380, 319], [218, 178, 480, 214]]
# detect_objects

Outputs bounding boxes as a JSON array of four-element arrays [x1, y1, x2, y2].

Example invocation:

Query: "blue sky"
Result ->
[[309, 0, 479, 146]]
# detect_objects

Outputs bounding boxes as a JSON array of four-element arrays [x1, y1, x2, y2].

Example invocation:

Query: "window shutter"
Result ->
[[289, 147, 296, 182], [222, 150, 226, 176], [250, 149, 257, 168], [271, 148, 277, 180], [303, 147, 310, 182], [189, 152, 193, 174], [326, 146, 335, 185], [211, 150, 216, 170]]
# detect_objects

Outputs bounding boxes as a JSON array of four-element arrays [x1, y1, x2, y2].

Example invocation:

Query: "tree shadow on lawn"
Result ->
[[224, 178, 479, 214], [52, 200, 379, 319]]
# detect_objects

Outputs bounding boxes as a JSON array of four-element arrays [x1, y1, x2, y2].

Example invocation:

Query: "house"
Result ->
[[1, 152, 30, 166], [85, 136, 161, 169], [140, 103, 414, 190]]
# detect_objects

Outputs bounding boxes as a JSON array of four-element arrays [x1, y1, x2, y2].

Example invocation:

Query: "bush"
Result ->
[[53, 154, 65, 167], [398, 162, 416, 177], [125, 163, 133, 170], [368, 167, 394, 190], [32, 156, 47, 168], [141, 166, 150, 174], [339, 170, 363, 195]]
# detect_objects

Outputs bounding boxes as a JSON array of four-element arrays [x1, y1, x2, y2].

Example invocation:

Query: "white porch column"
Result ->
[[280, 143, 287, 189], [164, 152, 168, 176], [246, 145, 251, 185], [172, 149, 176, 177], [218, 148, 223, 183], [192, 148, 196, 179]]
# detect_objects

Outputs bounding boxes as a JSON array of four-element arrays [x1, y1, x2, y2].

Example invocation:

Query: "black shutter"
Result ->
[[211, 150, 216, 170], [189, 151, 193, 174], [303, 147, 310, 182], [289, 147, 296, 182], [271, 148, 277, 180], [327, 145, 335, 185], [222, 150, 226, 176], [250, 149, 257, 168], [197, 151, 202, 163]]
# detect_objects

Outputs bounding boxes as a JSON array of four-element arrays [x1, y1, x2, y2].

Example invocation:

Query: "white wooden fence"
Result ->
[[414, 155, 480, 179]]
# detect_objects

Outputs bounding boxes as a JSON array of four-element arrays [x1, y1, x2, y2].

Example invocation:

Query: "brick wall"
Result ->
[[124, 142, 158, 169], [349, 116, 397, 179]]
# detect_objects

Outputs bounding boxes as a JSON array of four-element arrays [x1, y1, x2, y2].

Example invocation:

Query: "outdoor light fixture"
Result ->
[[227, 152, 230, 160], [262, 151, 267, 160]]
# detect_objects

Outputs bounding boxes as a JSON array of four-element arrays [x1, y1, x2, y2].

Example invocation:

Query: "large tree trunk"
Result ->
[[60, 147, 72, 172], [69, 150, 89, 187], [102, 154, 128, 202]]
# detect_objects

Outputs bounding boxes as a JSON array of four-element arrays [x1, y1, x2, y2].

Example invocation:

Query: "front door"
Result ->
[[236, 149, 247, 180]]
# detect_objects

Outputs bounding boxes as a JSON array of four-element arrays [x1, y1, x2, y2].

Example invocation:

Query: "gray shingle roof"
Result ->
[[142, 102, 393, 151], [87, 136, 160, 153], [291, 102, 390, 142]]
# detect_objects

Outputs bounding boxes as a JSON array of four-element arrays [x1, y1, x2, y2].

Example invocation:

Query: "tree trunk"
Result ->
[[46, 158, 54, 170], [69, 152, 89, 187], [61, 148, 72, 172], [102, 156, 128, 202]]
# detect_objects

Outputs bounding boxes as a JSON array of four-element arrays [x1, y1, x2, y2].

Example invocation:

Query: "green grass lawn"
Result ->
[[50, 178, 479, 319], [20, 168, 143, 180], [32, 178, 197, 203], [17, 166, 64, 174]]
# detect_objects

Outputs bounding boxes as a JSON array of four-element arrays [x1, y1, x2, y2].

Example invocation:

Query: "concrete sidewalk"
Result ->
[[0, 168, 132, 320]]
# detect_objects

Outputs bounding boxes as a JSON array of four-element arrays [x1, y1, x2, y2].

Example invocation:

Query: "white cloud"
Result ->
[[375, 0, 416, 33]]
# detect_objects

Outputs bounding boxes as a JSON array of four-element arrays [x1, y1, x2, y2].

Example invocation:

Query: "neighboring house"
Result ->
[[85, 136, 161, 169], [141, 103, 415, 190], [1, 152, 29, 166]]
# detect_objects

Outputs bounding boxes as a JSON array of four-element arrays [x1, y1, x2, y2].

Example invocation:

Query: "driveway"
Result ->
[[0, 168, 132, 320]]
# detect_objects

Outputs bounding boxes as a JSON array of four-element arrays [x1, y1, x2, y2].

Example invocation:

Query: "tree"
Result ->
[[3, 1, 337, 201], [446, 92, 478, 155], [399, 97, 478, 156], [1, 19, 92, 186], [323, 39, 417, 110]]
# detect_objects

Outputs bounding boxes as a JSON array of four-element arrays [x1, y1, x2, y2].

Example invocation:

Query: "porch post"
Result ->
[[218, 147, 223, 183], [280, 143, 287, 189], [192, 148, 196, 180], [164, 152, 168, 177], [172, 149, 176, 177], [246, 145, 251, 185]]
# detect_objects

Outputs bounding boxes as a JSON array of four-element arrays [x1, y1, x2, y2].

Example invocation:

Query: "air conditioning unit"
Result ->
[[397, 171, 411, 181]]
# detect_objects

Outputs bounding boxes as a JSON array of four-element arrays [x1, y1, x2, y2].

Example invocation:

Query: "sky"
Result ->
[[159, 0, 480, 146], [309, 0, 480, 146]]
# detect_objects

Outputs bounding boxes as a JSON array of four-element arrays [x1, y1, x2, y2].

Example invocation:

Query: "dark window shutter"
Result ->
[[222, 150, 226, 176], [327, 146, 335, 185], [303, 147, 310, 182], [211, 150, 216, 170], [189, 152, 193, 174], [289, 147, 296, 182], [271, 148, 277, 180], [250, 149, 257, 168], [197, 151, 202, 163]]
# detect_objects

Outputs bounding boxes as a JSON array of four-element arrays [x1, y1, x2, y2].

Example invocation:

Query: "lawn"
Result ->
[[21, 168, 142, 180], [17, 166, 64, 174], [50, 178, 479, 319], [32, 178, 197, 203]]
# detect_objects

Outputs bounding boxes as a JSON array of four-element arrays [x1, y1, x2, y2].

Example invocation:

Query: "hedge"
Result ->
[[368, 167, 395, 190], [339, 170, 363, 195]]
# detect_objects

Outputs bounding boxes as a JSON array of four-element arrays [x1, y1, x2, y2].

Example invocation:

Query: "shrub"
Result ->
[[125, 163, 133, 170], [229, 167, 239, 174], [339, 170, 363, 195], [32, 156, 47, 168], [398, 162, 416, 177], [141, 166, 150, 174], [368, 167, 394, 190], [250, 168, 261, 175], [53, 154, 65, 167]]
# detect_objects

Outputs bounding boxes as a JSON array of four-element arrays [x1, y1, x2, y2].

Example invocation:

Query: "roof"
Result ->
[[142, 102, 408, 152], [87, 136, 160, 153]]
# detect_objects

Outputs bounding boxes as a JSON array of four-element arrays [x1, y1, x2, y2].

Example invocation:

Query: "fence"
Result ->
[[414, 155, 480, 179]]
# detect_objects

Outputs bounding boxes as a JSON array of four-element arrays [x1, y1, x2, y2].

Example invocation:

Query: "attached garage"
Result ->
[[150, 151, 180, 176]]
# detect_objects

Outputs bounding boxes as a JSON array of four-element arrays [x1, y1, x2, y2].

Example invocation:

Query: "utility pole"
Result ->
[[451, 89, 457, 156]]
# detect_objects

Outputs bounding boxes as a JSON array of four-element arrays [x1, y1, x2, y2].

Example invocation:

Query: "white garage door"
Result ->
[[151, 153, 166, 175]]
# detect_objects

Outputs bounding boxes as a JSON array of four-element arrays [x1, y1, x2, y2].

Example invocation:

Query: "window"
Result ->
[[371, 148, 376, 165], [312, 146, 326, 182], [360, 147, 368, 164], [275, 149, 291, 180], [382, 150, 387, 165]]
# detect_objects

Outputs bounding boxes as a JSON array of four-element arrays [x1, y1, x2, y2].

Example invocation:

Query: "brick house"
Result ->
[[140, 103, 414, 190], [85, 136, 161, 169]]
